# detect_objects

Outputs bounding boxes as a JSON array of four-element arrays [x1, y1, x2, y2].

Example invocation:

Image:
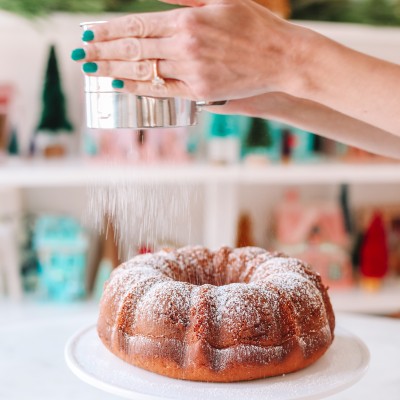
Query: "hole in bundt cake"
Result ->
[[163, 246, 265, 287]]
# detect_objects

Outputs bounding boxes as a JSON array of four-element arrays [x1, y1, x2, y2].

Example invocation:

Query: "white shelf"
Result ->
[[1, 158, 400, 187], [330, 280, 400, 315]]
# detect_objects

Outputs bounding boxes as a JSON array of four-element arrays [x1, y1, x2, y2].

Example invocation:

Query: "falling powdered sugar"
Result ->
[[85, 178, 198, 260]]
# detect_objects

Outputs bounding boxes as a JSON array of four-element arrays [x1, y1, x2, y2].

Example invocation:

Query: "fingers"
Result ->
[[82, 37, 175, 62], [85, 1, 224, 42], [114, 78, 192, 100], [83, 60, 181, 82], [87, 11, 178, 42]]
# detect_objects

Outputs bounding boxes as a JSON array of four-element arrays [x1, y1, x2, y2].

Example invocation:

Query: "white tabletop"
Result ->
[[0, 300, 399, 400]]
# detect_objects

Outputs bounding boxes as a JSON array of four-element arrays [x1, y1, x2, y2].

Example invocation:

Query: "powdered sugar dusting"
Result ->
[[263, 272, 326, 323], [136, 281, 193, 336], [86, 182, 195, 260], [215, 284, 281, 341], [175, 246, 214, 285], [213, 343, 286, 371]]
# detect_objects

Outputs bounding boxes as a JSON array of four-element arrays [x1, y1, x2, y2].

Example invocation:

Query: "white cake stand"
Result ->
[[65, 325, 369, 400]]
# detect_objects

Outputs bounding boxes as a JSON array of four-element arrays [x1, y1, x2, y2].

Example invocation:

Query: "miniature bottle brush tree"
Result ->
[[34, 45, 73, 157]]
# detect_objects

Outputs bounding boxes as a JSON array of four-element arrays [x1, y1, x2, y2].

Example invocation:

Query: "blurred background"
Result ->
[[1, 1, 400, 400]]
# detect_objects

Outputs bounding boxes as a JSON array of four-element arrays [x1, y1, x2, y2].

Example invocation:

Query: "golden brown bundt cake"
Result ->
[[97, 246, 335, 382]]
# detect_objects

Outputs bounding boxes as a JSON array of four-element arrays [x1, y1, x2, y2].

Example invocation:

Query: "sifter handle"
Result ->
[[196, 100, 228, 107]]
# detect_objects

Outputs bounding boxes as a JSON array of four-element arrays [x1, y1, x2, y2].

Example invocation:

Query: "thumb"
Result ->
[[158, 0, 218, 6]]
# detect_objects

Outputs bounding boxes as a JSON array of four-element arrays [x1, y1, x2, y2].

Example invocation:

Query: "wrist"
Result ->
[[213, 92, 298, 122], [281, 24, 334, 99]]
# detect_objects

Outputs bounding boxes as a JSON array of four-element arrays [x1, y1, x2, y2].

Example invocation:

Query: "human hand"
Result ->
[[72, 0, 308, 102]]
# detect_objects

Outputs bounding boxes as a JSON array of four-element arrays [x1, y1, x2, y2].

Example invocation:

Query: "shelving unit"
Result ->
[[3, 158, 399, 315], [1, 157, 400, 186], [2, 158, 400, 255], [330, 281, 400, 315]]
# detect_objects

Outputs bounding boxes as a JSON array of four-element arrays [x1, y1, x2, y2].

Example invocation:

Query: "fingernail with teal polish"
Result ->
[[112, 79, 124, 89], [71, 48, 86, 61], [82, 30, 94, 42], [83, 62, 98, 73]]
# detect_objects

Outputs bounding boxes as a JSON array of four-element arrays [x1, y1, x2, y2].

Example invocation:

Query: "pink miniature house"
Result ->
[[273, 190, 353, 289]]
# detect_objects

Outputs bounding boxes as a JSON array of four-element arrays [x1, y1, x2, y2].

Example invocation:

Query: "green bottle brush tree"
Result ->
[[242, 117, 275, 164], [34, 45, 73, 157]]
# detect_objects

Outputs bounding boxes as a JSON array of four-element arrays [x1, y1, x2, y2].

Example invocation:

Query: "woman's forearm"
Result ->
[[291, 30, 400, 136], [279, 95, 400, 159], [213, 93, 400, 159]]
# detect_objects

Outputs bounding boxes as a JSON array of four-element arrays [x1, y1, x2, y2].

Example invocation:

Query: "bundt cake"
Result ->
[[97, 246, 335, 382]]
